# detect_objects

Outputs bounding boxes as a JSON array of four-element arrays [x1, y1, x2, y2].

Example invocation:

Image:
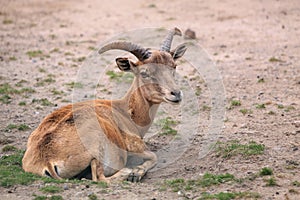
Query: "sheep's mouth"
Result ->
[[164, 97, 182, 104]]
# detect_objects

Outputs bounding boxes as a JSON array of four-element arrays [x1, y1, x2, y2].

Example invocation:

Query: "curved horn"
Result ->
[[98, 41, 151, 61], [160, 27, 182, 52]]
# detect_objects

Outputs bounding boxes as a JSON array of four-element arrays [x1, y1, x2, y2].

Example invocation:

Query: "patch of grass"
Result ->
[[0, 83, 19, 94], [33, 195, 63, 200], [148, 3, 156, 8], [106, 70, 124, 80], [257, 78, 265, 83], [40, 185, 63, 194], [18, 101, 26, 106], [26, 50, 44, 58], [33, 196, 47, 200], [38, 67, 47, 73], [199, 173, 236, 187], [158, 117, 178, 136], [105, 71, 134, 83], [88, 46, 96, 51], [195, 87, 202, 96], [277, 104, 284, 109], [164, 173, 238, 193], [5, 123, 30, 131], [35, 75, 56, 86], [289, 189, 299, 194], [50, 48, 60, 53], [239, 108, 252, 115], [18, 124, 30, 131], [0, 149, 101, 188], [15, 80, 28, 87], [32, 98, 54, 106], [64, 52, 74, 56], [49, 34, 57, 40], [265, 177, 278, 186], [88, 193, 98, 200], [51, 196, 63, 200], [3, 19, 13, 24], [200, 191, 260, 200], [72, 56, 86, 62], [255, 103, 266, 109], [268, 111, 276, 115], [0, 150, 40, 187], [269, 57, 284, 63], [19, 87, 36, 93], [228, 100, 241, 109], [259, 167, 273, 176], [292, 181, 300, 187], [9, 56, 17, 61], [2, 145, 18, 152], [215, 140, 265, 158], [284, 105, 295, 112], [0, 94, 11, 104], [165, 178, 185, 192], [91, 181, 108, 188], [202, 105, 211, 111], [51, 89, 64, 95], [166, 17, 176, 21], [65, 81, 83, 89], [5, 124, 18, 130]]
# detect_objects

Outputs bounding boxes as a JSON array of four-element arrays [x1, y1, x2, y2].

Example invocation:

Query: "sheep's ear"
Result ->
[[115, 57, 136, 71], [171, 44, 187, 60]]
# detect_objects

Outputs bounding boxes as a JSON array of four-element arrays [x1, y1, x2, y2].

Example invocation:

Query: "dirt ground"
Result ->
[[0, 0, 299, 199]]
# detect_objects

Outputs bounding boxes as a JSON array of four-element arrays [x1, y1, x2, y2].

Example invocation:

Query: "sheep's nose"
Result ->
[[170, 90, 182, 103]]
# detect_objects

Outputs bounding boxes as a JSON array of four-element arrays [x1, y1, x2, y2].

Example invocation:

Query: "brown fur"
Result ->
[[22, 48, 186, 182]]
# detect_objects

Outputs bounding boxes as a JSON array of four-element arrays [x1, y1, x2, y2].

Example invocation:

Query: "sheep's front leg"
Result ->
[[127, 150, 157, 182]]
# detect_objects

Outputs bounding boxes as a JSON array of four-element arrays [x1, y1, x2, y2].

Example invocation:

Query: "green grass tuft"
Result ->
[[40, 185, 63, 193], [65, 81, 84, 89], [239, 108, 252, 115], [259, 167, 273, 176], [158, 117, 178, 136], [215, 140, 265, 158], [265, 177, 277, 186], [32, 98, 54, 106], [292, 181, 300, 187], [0, 94, 11, 104], [106, 70, 134, 83], [164, 173, 237, 192], [18, 101, 27, 106], [26, 50, 44, 58], [228, 100, 241, 109], [200, 191, 260, 200], [5, 123, 30, 131], [33, 195, 63, 200], [3, 19, 13, 24], [269, 57, 284, 63], [255, 103, 266, 109], [2, 145, 18, 152], [88, 193, 98, 200], [0, 150, 41, 187], [0, 83, 35, 104]]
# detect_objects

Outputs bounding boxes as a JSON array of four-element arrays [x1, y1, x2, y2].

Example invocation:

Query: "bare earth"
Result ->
[[0, 0, 299, 199]]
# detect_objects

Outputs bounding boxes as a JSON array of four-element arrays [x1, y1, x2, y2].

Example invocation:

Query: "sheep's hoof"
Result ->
[[127, 167, 145, 182]]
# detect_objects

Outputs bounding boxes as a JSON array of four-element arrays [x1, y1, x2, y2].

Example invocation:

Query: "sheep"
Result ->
[[22, 28, 187, 182]]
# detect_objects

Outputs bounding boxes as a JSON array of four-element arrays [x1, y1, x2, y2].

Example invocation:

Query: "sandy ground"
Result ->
[[0, 0, 299, 199]]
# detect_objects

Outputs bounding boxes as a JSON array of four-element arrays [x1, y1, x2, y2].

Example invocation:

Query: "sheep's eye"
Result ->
[[140, 71, 149, 78]]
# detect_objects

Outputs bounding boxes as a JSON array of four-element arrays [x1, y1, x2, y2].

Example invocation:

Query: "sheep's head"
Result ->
[[99, 28, 187, 104]]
